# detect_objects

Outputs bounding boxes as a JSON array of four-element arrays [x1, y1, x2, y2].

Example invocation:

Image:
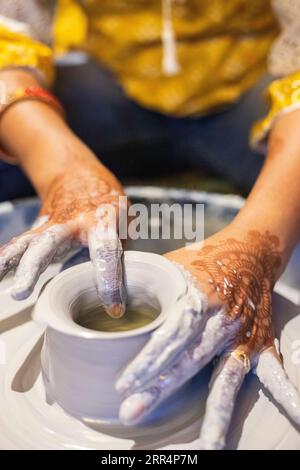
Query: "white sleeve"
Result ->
[[0, 0, 56, 45], [269, 0, 300, 76]]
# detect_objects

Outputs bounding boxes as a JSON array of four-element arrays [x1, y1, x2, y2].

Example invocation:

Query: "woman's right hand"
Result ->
[[0, 153, 128, 317], [0, 68, 128, 317], [0, 158, 128, 318]]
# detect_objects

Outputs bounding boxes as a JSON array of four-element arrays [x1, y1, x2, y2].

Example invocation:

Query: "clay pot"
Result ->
[[33, 251, 188, 423]]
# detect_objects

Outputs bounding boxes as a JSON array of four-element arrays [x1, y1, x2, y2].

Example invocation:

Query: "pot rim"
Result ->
[[33, 251, 188, 340]]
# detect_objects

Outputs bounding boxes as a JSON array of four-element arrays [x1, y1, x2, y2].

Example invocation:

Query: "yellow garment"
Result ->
[[251, 72, 300, 150], [0, 24, 53, 83], [53, 0, 278, 117], [0, 0, 299, 151], [53, 0, 87, 57]]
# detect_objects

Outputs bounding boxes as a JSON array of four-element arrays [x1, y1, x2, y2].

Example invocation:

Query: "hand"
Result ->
[[0, 159, 127, 318], [0, 69, 129, 317], [116, 227, 300, 449]]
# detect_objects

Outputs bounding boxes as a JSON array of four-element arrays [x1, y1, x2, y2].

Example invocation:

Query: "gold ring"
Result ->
[[230, 350, 251, 373]]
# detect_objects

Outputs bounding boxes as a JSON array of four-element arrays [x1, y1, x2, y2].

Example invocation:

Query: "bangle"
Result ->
[[0, 86, 65, 120], [0, 86, 65, 164]]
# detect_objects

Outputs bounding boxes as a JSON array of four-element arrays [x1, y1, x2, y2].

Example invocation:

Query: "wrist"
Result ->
[[0, 69, 65, 164], [0, 96, 67, 157], [29, 134, 122, 201], [224, 218, 292, 281], [26, 132, 102, 198], [232, 194, 299, 248]]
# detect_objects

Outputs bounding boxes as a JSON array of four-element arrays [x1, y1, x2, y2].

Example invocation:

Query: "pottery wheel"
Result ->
[[0, 193, 300, 449]]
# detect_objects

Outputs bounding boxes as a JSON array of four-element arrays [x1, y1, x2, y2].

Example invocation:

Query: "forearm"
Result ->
[[231, 109, 300, 271], [0, 69, 115, 199]]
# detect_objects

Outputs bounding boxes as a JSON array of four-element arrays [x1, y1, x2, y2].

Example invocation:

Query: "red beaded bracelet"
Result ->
[[0, 86, 65, 164]]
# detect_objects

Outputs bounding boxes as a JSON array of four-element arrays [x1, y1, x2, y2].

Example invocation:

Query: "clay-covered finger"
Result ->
[[117, 312, 236, 424], [198, 352, 247, 450], [118, 342, 206, 425], [88, 226, 125, 318], [192, 310, 239, 363], [255, 347, 300, 425], [116, 310, 236, 393], [11, 225, 69, 300], [116, 276, 207, 394], [116, 306, 205, 393], [0, 232, 34, 280]]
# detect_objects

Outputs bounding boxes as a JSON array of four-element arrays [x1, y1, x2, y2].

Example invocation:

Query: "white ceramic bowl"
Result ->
[[33, 251, 188, 423]]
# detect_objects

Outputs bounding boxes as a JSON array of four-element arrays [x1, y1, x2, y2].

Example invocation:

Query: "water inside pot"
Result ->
[[75, 304, 159, 332]]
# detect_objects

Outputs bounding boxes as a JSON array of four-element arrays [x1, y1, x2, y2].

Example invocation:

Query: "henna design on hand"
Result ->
[[0, 162, 126, 315], [117, 231, 300, 450], [191, 230, 282, 352], [40, 170, 120, 224]]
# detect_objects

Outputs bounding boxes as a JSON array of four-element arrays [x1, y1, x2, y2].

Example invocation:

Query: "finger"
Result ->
[[116, 287, 207, 395], [118, 312, 237, 424], [192, 309, 239, 363], [198, 351, 248, 450], [116, 304, 238, 393], [255, 346, 300, 426], [0, 232, 34, 280], [0, 214, 53, 280], [88, 226, 125, 318], [11, 225, 69, 300], [33, 216, 76, 262], [52, 239, 73, 262]]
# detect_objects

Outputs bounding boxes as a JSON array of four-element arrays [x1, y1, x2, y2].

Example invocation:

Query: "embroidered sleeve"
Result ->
[[251, 0, 300, 152]]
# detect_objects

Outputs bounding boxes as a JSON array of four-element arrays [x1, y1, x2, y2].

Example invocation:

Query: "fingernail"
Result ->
[[105, 303, 126, 319], [119, 392, 153, 425], [11, 289, 31, 300], [11, 282, 32, 300]]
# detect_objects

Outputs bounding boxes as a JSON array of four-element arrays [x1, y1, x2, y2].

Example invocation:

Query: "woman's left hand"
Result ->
[[116, 226, 300, 449]]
